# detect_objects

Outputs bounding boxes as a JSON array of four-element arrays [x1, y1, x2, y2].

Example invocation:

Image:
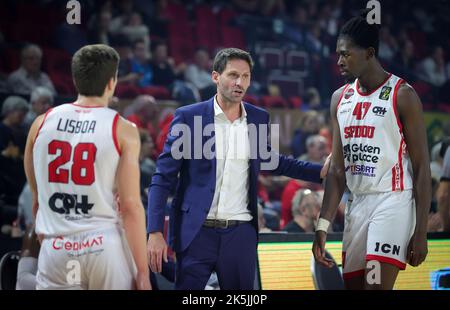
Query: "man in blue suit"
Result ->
[[147, 48, 328, 289]]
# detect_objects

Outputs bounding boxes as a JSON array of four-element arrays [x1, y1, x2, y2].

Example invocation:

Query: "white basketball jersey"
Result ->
[[33, 103, 121, 236], [336, 73, 413, 194]]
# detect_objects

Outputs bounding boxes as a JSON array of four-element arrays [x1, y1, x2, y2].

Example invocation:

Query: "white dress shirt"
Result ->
[[207, 97, 252, 221]]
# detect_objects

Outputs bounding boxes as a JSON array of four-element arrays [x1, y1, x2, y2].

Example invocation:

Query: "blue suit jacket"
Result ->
[[147, 98, 322, 252]]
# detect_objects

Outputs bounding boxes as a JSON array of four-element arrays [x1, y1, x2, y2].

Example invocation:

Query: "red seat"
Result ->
[[43, 48, 72, 75], [48, 71, 76, 96], [259, 96, 288, 108], [289, 96, 303, 109], [169, 35, 195, 64], [437, 103, 450, 113], [411, 81, 432, 102], [259, 48, 284, 70], [218, 8, 237, 26], [220, 26, 246, 49], [115, 83, 141, 99], [243, 94, 259, 106], [408, 31, 426, 59], [140, 86, 172, 100], [2, 47, 21, 73], [164, 3, 189, 23], [194, 5, 219, 51]]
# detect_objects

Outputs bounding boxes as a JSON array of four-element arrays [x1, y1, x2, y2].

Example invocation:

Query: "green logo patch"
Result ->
[[379, 86, 392, 100]]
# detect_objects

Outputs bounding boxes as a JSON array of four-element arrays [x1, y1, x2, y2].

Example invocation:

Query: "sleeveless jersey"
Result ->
[[33, 103, 121, 236], [336, 73, 413, 194]]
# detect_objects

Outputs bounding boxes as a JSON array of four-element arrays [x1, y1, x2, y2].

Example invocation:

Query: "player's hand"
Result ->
[[320, 153, 332, 179], [407, 232, 428, 267], [135, 271, 152, 290], [147, 232, 168, 273], [312, 230, 334, 268]]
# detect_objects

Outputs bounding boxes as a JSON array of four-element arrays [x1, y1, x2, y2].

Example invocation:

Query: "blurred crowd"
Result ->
[[0, 0, 449, 238]]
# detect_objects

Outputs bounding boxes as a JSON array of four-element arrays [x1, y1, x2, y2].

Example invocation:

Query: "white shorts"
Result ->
[[36, 225, 137, 290], [342, 190, 416, 280]]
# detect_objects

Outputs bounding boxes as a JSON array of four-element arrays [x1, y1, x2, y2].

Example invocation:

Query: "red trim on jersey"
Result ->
[[342, 269, 365, 280], [336, 84, 350, 114], [355, 73, 392, 96], [112, 113, 121, 156], [391, 78, 406, 192], [392, 78, 405, 133], [399, 140, 404, 190], [34, 108, 53, 143], [366, 254, 406, 270], [342, 251, 346, 269], [392, 139, 405, 191], [71, 103, 105, 108], [391, 166, 397, 191]]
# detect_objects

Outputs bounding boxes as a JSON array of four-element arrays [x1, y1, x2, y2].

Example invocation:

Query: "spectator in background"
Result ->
[[55, 21, 88, 55], [110, 0, 135, 34], [0, 96, 28, 154], [23, 87, 54, 130], [318, 4, 338, 37], [291, 110, 322, 158], [151, 41, 184, 86], [88, 9, 114, 45], [299, 135, 328, 164], [280, 177, 323, 229], [258, 203, 272, 233], [131, 40, 153, 87], [283, 5, 308, 47], [378, 27, 398, 63], [393, 40, 417, 82], [283, 189, 321, 233], [0, 96, 29, 206], [151, 41, 196, 106], [420, 46, 447, 87], [139, 132, 156, 208], [7, 45, 56, 96], [131, 39, 153, 88], [436, 146, 450, 232], [123, 95, 159, 146], [0, 31, 7, 93], [185, 48, 216, 101], [112, 35, 140, 85], [121, 12, 150, 51], [155, 111, 174, 156], [302, 87, 322, 111], [305, 22, 330, 60]]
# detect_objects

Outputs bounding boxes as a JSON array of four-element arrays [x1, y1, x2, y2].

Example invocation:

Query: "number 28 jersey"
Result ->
[[336, 73, 413, 195], [33, 103, 121, 236]]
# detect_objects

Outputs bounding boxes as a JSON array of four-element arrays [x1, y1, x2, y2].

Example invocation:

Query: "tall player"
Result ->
[[312, 13, 431, 289], [24, 44, 151, 290]]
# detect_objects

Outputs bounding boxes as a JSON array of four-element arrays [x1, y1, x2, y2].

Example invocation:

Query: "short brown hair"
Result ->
[[72, 44, 119, 97], [212, 48, 254, 74]]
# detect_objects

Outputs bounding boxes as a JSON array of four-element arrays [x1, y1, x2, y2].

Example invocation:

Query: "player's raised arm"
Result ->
[[116, 116, 152, 290]]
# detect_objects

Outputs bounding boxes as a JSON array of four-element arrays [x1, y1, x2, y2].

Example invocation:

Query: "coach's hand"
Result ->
[[407, 232, 428, 267], [147, 232, 168, 273], [312, 230, 334, 268]]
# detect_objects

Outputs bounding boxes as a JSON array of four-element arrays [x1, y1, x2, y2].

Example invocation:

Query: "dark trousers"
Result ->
[[175, 223, 257, 290]]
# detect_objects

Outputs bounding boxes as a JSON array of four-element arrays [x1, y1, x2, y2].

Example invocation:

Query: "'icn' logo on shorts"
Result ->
[[374, 242, 401, 256]]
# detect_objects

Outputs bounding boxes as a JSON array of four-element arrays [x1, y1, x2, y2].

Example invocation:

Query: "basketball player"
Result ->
[[24, 44, 151, 290], [312, 13, 431, 289]]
